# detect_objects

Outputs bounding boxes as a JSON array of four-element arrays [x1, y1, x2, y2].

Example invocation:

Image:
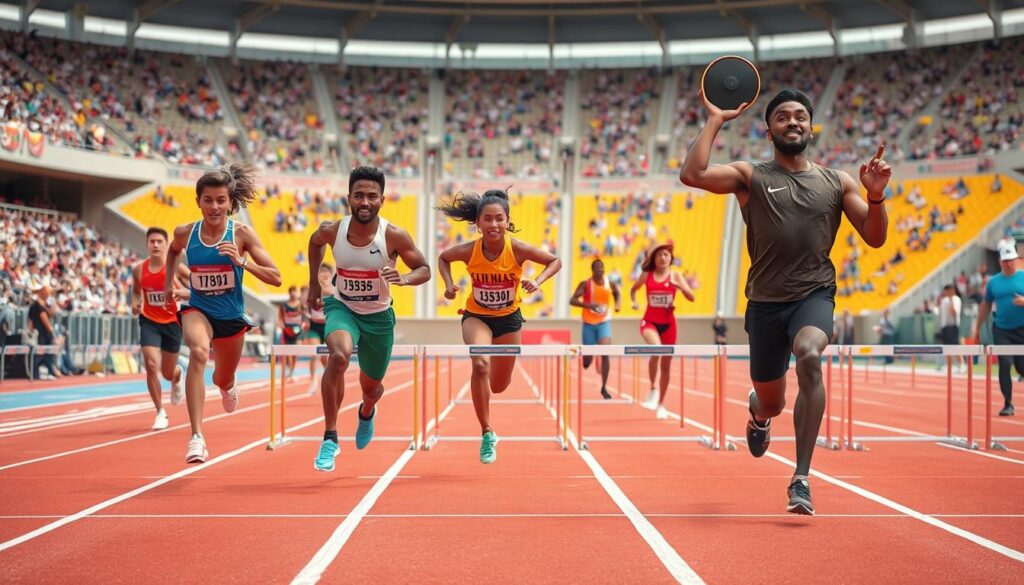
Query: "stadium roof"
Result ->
[[18, 0, 1023, 46]]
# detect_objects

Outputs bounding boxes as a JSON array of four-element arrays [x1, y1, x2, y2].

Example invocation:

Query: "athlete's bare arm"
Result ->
[[611, 282, 622, 312], [511, 239, 561, 294], [679, 90, 754, 203], [163, 223, 193, 309], [130, 262, 143, 315], [672, 272, 696, 302], [173, 263, 191, 301], [306, 220, 341, 311], [384, 224, 431, 286], [438, 241, 474, 300], [229, 223, 282, 287], [629, 274, 646, 310], [840, 143, 890, 249], [569, 281, 593, 310]]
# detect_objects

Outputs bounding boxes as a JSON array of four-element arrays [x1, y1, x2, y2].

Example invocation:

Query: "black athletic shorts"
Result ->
[[281, 324, 301, 345], [462, 308, 524, 339], [309, 321, 326, 343], [940, 325, 960, 345], [179, 307, 252, 341], [139, 315, 182, 353], [745, 285, 835, 382]]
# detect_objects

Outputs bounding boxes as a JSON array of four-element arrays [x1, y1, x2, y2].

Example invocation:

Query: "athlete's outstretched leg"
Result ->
[[792, 326, 828, 477]]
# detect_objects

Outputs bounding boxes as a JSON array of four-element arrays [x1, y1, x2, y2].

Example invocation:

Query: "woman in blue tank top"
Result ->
[[164, 163, 282, 464]]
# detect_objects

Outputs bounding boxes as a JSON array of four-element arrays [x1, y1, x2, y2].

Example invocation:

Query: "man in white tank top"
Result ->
[[305, 166, 431, 472]]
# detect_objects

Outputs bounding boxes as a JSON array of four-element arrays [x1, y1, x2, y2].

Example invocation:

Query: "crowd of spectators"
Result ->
[[0, 206, 136, 316], [579, 68, 659, 177], [334, 66, 426, 177]]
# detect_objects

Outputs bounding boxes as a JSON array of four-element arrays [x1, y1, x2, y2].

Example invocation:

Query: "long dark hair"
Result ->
[[435, 188, 519, 233], [195, 163, 259, 215]]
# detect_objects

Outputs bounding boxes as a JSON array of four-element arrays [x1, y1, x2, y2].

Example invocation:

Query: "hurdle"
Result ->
[[840, 345, 984, 451], [266, 344, 419, 450], [421, 344, 573, 451], [576, 344, 731, 450], [985, 344, 1024, 451]]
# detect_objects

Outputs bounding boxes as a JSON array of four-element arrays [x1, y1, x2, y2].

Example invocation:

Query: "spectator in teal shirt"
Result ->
[[973, 244, 1024, 416]]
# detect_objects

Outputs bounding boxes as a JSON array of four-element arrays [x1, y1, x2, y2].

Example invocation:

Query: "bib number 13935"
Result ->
[[337, 268, 381, 302]]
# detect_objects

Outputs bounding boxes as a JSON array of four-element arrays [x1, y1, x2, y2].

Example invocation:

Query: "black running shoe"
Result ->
[[999, 404, 1015, 417], [600, 387, 612, 400], [787, 479, 814, 515], [746, 389, 771, 457]]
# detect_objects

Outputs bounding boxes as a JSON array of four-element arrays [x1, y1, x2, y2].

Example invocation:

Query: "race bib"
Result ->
[[337, 268, 381, 302], [473, 281, 517, 310], [145, 291, 165, 306], [649, 293, 673, 308], [591, 304, 608, 315], [190, 265, 236, 295]]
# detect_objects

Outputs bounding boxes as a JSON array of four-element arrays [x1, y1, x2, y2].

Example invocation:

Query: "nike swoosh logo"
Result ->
[[369, 249, 381, 255], [767, 186, 789, 193]]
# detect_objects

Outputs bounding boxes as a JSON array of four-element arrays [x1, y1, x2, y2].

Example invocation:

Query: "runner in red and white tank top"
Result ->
[[629, 242, 696, 418], [131, 227, 191, 432]]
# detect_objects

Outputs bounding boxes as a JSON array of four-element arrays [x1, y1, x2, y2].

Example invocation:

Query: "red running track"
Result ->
[[1, 355, 1023, 583]]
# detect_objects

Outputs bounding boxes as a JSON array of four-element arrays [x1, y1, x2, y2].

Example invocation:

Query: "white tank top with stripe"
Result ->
[[331, 216, 394, 315]]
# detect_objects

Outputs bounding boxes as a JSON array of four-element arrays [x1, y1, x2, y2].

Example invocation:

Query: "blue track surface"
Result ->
[[0, 366, 270, 411]]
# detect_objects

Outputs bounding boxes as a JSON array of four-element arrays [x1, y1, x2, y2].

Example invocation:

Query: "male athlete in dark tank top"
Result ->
[[680, 88, 891, 515]]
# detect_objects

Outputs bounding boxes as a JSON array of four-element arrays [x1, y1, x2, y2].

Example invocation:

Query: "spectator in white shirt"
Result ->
[[938, 284, 965, 373]]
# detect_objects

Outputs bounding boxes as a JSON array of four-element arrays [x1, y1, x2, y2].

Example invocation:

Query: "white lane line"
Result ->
[[0, 379, 268, 437], [934, 442, 1024, 466], [290, 380, 471, 585], [763, 450, 1024, 563], [636, 400, 1024, 564], [0, 365, 419, 471], [0, 377, 418, 554], [0, 366, 270, 414], [4, 512, 1024, 520], [521, 365, 705, 585]]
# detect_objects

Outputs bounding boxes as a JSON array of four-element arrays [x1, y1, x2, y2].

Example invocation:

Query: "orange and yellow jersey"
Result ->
[[581, 278, 613, 325], [465, 235, 522, 317]]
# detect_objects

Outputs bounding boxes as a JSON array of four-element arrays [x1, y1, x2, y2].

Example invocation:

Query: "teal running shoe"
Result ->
[[314, 440, 339, 472], [355, 404, 376, 450], [480, 431, 498, 464]]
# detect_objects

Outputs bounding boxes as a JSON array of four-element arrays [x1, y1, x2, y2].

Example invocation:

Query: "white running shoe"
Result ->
[[170, 365, 185, 406], [642, 388, 658, 410], [185, 434, 208, 463], [656, 405, 668, 420], [308, 378, 319, 396], [220, 383, 238, 413], [152, 409, 169, 430]]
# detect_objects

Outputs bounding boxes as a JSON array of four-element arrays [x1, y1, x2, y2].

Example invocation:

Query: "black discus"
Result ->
[[701, 55, 760, 111]]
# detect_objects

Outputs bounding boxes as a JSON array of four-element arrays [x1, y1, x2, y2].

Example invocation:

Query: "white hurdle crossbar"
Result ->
[[267, 344, 418, 450]]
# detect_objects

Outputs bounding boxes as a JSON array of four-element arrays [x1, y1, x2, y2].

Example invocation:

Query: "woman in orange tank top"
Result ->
[[437, 189, 561, 464]]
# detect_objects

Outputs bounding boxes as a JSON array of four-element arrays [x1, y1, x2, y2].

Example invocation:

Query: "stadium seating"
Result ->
[[329, 65, 427, 177], [443, 69, 564, 179], [571, 190, 726, 318]]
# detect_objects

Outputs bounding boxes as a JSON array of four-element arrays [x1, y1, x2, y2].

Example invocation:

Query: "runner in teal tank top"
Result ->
[[164, 163, 282, 464]]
